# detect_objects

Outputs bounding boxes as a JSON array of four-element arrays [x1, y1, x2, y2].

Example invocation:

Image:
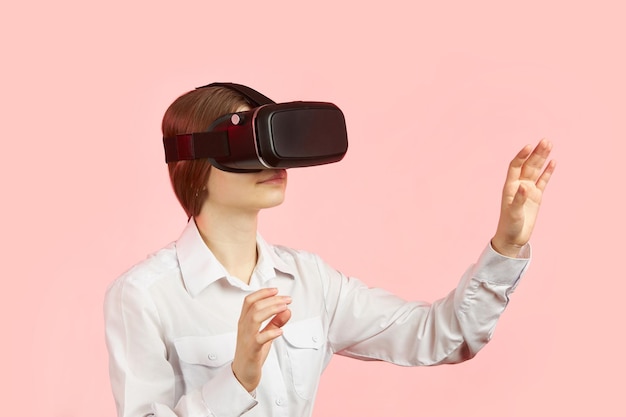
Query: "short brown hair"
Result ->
[[162, 86, 249, 218]]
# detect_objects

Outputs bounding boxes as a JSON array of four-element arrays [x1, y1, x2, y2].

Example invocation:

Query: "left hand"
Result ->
[[492, 139, 556, 257]]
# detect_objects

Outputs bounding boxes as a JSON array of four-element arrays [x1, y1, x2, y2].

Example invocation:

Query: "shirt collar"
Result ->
[[256, 233, 296, 281], [175, 219, 295, 297]]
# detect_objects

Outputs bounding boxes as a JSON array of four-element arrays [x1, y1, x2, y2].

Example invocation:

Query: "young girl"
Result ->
[[104, 84, 555, 417]]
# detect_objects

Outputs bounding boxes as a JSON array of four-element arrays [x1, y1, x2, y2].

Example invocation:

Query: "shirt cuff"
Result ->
[[472, 242, 531, 285], [201, 363, 257, 416]]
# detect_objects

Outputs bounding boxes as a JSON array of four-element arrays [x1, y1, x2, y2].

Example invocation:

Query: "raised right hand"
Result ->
[[231, 287, 292, 392], [492, 139, 556, 257]]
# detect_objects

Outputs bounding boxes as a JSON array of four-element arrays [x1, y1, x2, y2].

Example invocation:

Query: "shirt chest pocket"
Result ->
[[174, 333, 236, 392], [281, 316, 326, 400]]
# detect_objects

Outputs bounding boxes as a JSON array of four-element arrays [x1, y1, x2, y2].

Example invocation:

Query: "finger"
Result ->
[[241, 294, 291, 327], [266, 309, 292, 330], [249, 297, 292, 325], [240, 288, 279, 315], [248, 294, 292, 312], [505, 144, 533, 185], [520, 139, 553, 182], [255, 327, 285, 345], [257, 309, 292, 345], [535, 159, 556, 192]]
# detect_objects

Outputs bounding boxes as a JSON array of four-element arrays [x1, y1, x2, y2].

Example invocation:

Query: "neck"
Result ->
[[194, 206, 259, 284]]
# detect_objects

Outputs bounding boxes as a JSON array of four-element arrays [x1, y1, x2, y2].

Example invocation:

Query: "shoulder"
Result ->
[[272, 243, 318, 261], [269, 242, 322, 266], [266, 242, 342, 280], [106, 242, 180, 299]]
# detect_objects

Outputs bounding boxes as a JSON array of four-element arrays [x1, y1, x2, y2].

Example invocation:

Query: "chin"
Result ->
[[264, 197, 286, 209], [260, 192, 286, 209]]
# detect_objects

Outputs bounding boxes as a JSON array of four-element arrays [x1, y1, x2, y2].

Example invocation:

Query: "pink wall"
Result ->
[[2, 0, 624, 415]]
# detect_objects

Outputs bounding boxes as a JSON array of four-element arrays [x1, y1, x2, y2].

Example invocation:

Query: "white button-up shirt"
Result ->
[[105, 219, 530, 417]]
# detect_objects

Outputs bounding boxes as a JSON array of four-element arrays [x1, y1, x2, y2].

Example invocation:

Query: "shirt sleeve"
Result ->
[[321, 242, 531, 365], [104, 277, 257, 417]]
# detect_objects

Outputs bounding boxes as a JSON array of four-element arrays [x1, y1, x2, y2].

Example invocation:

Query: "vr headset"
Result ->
[[163, 82, 348, 172]]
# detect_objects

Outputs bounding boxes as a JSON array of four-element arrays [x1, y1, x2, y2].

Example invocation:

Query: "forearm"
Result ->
[[326, 242, 530, 365], [450, 242, 530, 358]]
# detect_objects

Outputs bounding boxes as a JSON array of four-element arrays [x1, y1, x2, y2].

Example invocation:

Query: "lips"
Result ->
[[258, 169, 287, 183]]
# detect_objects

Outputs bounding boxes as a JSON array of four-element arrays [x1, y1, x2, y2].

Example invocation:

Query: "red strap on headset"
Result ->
[[163, 82, 273, 163], [163, 131, 230, 163]]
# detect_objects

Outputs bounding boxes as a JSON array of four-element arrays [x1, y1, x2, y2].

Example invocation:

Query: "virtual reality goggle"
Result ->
[[163, 82, 348, 172]]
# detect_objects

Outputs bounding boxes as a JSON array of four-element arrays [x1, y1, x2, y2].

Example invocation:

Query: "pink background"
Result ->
[[2, 0, 624, 415]]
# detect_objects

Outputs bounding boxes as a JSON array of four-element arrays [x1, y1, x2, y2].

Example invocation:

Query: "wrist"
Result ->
[[231, 363, 258, 393], [490, 237, 523, 258]]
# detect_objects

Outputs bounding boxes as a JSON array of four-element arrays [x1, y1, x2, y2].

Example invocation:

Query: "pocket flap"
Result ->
[[174, 333, 236, 367], [282, 316, 324, 349]]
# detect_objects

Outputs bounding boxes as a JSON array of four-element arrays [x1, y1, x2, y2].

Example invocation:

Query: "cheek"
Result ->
[[206, 174, 251, 205], [205, 171, 286, 209]]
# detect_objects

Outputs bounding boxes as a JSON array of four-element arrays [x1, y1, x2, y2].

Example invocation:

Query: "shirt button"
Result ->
[[208, 353, 217, 360], [275, 398, 285, 406]]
